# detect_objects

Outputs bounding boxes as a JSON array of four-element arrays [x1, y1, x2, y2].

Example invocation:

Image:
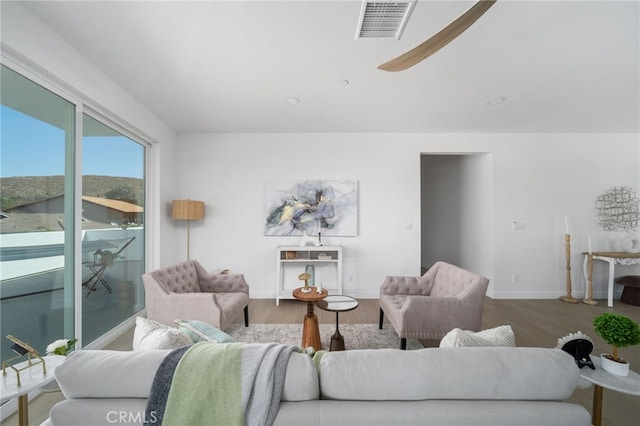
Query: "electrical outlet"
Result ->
[[512, 274, 519, 284], [512, 221, 525, 230]]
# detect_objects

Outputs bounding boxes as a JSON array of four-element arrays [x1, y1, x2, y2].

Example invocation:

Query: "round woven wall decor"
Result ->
[[596, 186, 639, 232]]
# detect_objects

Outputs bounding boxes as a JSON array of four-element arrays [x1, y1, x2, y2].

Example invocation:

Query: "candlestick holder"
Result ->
[[560, 234, 579, 303], [582, 253, 598, 305]]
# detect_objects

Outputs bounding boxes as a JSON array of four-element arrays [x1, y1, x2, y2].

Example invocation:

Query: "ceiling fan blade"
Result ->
[[378, 0, 497, 72]]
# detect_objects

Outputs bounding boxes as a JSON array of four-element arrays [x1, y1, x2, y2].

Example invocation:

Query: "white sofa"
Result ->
[[47, 346, 591, 426]]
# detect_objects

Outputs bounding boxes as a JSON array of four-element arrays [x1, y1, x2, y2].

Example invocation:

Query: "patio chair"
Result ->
[[82, 236, 136, 297]]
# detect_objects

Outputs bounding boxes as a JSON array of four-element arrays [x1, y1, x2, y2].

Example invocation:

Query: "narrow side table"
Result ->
[[292, 287, 328, 351], [579, 356, 640, 426], [1, 355, 66, 426], [316, 295, 359, 351]]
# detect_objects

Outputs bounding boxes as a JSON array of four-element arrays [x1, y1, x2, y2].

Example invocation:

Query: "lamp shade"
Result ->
[[172, 200, 205, 220]]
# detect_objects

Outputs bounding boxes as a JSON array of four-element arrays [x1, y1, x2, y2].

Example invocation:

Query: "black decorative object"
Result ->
[[11, 343, 28, 356], [556, 331, 595, 369]]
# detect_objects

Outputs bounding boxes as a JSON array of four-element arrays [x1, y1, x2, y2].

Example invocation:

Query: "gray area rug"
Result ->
[[226, 323, 423, 350]]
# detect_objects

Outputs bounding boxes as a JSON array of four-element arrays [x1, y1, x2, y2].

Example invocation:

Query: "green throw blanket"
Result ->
[[147, 342, 298, 426]]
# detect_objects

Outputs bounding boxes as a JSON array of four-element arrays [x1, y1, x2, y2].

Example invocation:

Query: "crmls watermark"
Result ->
[[106, 411, 158, 424]]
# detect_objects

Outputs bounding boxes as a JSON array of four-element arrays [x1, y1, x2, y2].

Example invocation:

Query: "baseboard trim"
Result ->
[[255, 289, 620, 301]]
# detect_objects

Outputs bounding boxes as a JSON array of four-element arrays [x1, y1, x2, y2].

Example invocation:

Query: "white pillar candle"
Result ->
[[588, 236, 592, 254], [564, 216, 570, 235]]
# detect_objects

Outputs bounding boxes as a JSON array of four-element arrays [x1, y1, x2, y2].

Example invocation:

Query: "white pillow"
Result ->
[[439, 325, 515, 348], [133, 317, 193, 351]]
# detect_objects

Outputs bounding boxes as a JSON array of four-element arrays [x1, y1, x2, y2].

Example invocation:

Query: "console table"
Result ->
[[276, 246, 342, 305], [582, 252, 640, 307]]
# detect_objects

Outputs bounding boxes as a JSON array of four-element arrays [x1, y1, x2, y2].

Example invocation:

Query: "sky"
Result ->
[[1, 106, 144, 179]]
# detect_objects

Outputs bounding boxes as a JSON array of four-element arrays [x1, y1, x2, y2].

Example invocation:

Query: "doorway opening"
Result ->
[[420, 153, 494, 295]]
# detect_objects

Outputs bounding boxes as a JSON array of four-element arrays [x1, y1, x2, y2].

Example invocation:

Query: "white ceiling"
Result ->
[[21, 0, 640, 134]]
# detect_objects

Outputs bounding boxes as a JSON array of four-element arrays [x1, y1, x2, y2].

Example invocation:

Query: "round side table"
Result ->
[[292, 287, 328, 351], [316, 295, 359, 351], [579, 356, 640, 426]]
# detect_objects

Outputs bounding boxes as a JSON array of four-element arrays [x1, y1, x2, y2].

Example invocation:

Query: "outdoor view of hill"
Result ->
[[0, 175, 144, 210]]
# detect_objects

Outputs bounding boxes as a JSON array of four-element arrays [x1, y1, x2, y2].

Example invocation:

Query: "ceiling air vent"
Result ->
[[355, 1, 416, 40]]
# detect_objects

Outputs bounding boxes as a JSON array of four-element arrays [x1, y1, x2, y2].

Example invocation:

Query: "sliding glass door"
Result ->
[[81, 114, 145, 344], [0, 65, 75, 360], [0, 63, 147, 359]]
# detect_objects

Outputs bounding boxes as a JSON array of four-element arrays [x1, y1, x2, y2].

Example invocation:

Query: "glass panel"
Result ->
[[0, 64, 75, 360], [81, 114, 145, 344]]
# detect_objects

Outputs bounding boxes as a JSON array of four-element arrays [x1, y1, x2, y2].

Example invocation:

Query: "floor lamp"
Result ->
[[172, 199, 205, 260]]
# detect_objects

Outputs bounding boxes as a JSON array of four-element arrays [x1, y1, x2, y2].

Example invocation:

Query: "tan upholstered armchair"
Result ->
[[379, 261, 489, 349], [143, 260, 250, 330]]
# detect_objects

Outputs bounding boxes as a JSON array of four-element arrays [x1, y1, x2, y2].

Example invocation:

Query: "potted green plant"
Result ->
[[593, 312, 640, 376]]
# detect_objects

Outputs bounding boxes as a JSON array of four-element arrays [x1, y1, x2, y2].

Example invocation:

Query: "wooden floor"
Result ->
[[3, 298, 639, 426]]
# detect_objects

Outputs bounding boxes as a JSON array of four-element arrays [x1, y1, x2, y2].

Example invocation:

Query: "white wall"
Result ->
[[176, 133, 422, 299], [177, 133, 639, 300], [1, 2, 179, 268]]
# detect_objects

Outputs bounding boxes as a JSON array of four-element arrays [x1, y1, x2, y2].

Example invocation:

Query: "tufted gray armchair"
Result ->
[[379, 261, 489, 349], [143, 260, 249, 330]]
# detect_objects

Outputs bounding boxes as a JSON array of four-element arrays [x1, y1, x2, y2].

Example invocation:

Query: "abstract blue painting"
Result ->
[[264, 179, 358, 236]]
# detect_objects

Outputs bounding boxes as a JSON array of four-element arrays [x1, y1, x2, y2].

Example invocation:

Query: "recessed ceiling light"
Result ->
[[340, 79, 350, 87], [285, 97, 300, 105], [486, 96, 506, 105]]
